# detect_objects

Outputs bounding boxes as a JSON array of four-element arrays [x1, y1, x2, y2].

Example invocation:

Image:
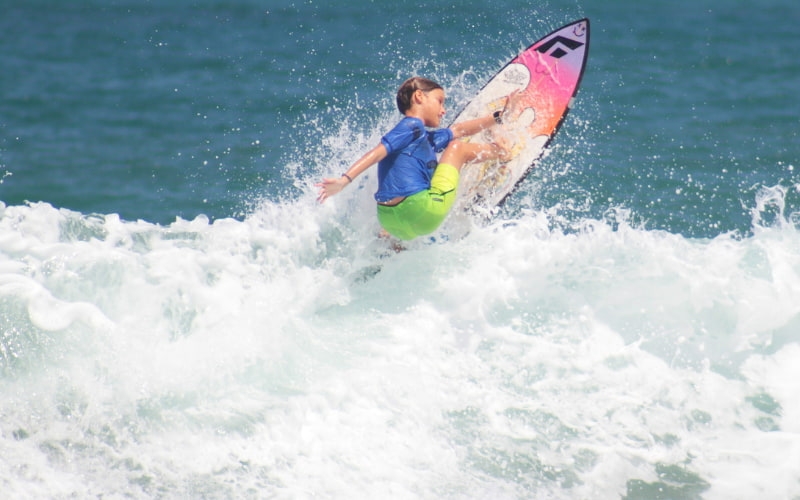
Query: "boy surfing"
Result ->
[[317, 76, 519, 241]]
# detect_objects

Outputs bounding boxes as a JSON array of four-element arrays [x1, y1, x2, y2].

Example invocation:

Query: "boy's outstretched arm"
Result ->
[[449, 90, 524, 139], [317, 143, 388, 203]]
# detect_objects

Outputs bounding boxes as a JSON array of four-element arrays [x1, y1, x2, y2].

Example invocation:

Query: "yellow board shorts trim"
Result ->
[[377, 163, 459, 241]]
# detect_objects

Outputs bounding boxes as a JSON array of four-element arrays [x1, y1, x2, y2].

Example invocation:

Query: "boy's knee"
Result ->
[[441, 140, 472, 167]]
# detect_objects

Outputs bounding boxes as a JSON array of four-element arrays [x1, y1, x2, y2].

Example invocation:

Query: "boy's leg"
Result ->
[[439, 140, 502, 171]]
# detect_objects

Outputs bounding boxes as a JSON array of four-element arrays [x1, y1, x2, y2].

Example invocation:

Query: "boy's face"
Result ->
[[419, 88, 446, 127]]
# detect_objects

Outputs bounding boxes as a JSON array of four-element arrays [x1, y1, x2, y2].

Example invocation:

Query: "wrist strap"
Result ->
[[342, 173, 353, 183], [493, 110, 503, 124]]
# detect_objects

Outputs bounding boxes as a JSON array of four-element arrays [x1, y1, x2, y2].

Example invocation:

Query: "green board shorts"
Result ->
[[377, 163, 459, 241]]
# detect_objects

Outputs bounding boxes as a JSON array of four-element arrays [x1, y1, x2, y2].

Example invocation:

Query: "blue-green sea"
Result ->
[[2, 1, 799, 498]]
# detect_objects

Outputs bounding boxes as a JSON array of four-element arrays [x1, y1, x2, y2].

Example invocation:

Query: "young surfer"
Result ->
[[317, 76, 518, 241]]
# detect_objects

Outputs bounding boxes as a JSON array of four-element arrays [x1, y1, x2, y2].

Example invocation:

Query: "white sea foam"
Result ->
[[1, 188, 799, 498]]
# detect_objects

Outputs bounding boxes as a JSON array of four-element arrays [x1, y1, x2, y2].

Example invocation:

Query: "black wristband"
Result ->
[[493, 110, 503, 124], [342, 173, 353, 183]]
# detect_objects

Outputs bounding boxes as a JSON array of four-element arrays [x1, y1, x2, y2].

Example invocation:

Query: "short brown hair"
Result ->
[[396, 77, 443, 114]]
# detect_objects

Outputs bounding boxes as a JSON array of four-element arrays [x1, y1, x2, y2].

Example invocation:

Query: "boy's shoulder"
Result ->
[[398, 115, 425, 128], [388, 116, 426, 137]]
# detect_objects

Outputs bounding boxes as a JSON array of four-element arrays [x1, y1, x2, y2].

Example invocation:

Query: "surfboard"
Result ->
[[449, 18, 590, 219]]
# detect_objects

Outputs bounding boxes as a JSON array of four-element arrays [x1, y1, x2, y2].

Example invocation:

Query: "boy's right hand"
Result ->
[[316, 176, 349, 203]]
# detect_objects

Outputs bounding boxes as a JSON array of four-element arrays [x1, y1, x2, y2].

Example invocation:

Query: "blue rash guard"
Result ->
[[374, 117, 454, 203]]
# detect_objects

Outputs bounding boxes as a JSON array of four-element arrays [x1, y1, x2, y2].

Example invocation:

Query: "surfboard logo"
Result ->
[[535, 36, 584, 59], [499, 64, 529, 87]]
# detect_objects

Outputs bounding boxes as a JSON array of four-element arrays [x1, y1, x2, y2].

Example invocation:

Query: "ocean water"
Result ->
[[1, 0, 799, 498]]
